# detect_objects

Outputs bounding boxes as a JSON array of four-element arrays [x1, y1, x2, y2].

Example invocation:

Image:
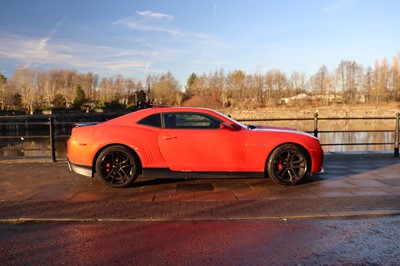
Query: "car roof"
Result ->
[[103, 107, 222, 126], [137, 106, 217, 116]]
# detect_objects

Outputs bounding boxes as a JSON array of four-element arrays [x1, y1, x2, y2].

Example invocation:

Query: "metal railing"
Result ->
[[238, 112, 400, 157], [1, 113, 400, 161], [0, 117, 74, 162]]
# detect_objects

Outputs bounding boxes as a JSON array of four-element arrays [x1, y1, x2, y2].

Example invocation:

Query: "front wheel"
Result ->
[[267, 144, 308, 185], [95, 146, 139, 188]]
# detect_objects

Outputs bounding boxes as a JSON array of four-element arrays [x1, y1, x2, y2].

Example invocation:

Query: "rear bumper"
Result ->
[[67, 159, 93, 178]]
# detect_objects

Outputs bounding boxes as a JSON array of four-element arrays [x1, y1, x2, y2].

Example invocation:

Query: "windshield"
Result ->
[[213, 110, 247, 130]]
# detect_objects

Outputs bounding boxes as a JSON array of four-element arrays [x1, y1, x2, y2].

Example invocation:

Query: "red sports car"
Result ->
[[67, 107, 323, 187]]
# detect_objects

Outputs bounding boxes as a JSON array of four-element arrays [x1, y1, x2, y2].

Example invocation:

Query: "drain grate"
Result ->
[[176, 183, 214, 191]]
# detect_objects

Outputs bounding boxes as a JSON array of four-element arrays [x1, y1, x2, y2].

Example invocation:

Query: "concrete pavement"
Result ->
[[0, 153, 399, 222]]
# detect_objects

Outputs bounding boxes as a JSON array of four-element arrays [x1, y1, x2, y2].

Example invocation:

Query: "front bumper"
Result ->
[[314, 167, 325, 174]]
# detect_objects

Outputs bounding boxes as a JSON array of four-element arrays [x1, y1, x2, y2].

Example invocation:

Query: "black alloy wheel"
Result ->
[[95, 146, 139, 188], [267, 144, 308, 185]]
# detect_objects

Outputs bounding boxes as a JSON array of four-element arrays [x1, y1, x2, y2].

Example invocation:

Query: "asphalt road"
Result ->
[[1, 216, 400, 265], [1, 154, 400, 221], [1, 153, 400, 265]]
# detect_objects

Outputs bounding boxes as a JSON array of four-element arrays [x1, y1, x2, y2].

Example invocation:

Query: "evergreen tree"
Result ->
[[185, 73, 197, 95], [72, 84, 87, 108], [0, 72, 7, 84], [53, 93, 67, 108]]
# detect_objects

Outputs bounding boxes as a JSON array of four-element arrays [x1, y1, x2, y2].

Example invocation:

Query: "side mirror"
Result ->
[[220, 122, 241, 131]]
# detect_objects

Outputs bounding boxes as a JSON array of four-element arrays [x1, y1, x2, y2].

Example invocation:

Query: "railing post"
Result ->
[[313, 113, 319, 138], [394, 113, 400, 157], [49, 117, 57, 162]]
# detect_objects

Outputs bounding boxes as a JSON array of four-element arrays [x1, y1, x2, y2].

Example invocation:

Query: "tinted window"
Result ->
[[162, 113, 221, 129], [137, 114, 161, 128]]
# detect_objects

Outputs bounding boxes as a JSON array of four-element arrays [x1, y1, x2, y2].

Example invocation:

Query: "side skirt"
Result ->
[[142, 168, 264, 179]]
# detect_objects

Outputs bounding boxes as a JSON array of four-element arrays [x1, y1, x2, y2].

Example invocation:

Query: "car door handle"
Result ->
[[162, 135, 177, 140]]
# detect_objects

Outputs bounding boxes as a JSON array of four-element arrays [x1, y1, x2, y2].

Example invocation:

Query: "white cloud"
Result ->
[[0, 33, 70, 62], [113, 17, 216, 41], [113, 18, 186, 37], [0, 12, 223, 83], [136, 10, 174, 20], [0, 32, 152, 76], [113, 9, 216, 39], [321, 0, 355, 14]]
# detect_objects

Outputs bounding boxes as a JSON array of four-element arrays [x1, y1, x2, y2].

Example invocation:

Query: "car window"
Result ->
[[162, 113, 222, 129], [137, 114, 161, 128]]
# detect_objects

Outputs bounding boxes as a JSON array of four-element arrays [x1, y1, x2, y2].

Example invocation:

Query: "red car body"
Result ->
[[67, 107, 323, 187]]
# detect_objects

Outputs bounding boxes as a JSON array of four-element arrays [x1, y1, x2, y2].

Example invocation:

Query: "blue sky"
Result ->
[[1, 0, 399, 87]]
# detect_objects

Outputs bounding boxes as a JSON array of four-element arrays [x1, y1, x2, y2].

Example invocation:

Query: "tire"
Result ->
[[95, 146, 139, 188], [267, 144, 308, 185]]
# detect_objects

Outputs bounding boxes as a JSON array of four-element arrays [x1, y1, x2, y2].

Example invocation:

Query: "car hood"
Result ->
[[252, 125, 296, 131], [251, 125, 316, 138]]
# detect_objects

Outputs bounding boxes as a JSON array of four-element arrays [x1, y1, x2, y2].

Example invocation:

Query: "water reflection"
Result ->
[[320, 131, 393, 152], [0, 138, 68, 158], [249, 119, 396, 153]]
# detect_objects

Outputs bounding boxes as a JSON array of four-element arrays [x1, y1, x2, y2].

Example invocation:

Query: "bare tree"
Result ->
[[187, 73, 207, 97], [124, 78, 141, 106], [288, 71, 307, 96], [10, 68, 39, 114], [226, 70, 247, 108], [98, 77, 114, 102], [391, 53, 400, 101], [311, 66, 330, 105], [113, 75, 125, 105], [208, 69, 226, 106], [58, 70, 79, 108], [146, 74, 160, 90], [335, 60, 363, 104], [37, 71, 54, 107], [0, 72, 6, 110], [363, 67, 373, 104], [372, 58, 390, 103], [81, 72, 98, 102], [252, 67, 265, 104], [264, 69, 287, 105], [149, 72, 180, 106]]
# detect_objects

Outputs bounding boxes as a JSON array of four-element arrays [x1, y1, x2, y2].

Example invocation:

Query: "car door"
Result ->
[[158, 112, 246, 172]]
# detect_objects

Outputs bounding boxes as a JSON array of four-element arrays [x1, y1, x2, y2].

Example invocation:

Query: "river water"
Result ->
[[0, 119, 397, 159]]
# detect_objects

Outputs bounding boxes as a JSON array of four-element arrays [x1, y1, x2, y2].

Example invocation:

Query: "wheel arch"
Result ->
[[264, 142, 312, 177], [92, 144, 143, 176]]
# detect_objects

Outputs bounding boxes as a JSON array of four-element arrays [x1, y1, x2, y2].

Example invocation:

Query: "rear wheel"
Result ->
[[267, 144, 308, 185], [95, 146, 139, 188]]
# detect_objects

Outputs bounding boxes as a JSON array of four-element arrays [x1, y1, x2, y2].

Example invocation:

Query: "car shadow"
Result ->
[[297, 174, 325, 185], [131, 178, 187, 187]]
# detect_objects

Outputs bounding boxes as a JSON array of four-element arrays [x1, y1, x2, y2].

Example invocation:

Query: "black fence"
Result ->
[[0, 112, 399, 161], [239, 113, 400, 157], [0, 112, 131, 161]]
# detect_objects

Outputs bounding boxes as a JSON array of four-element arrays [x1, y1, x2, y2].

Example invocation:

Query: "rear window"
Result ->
[[137, 114, 161, 128]]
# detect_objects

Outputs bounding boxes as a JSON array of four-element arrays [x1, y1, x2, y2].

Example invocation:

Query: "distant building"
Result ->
[[280, 93, 310, 104]]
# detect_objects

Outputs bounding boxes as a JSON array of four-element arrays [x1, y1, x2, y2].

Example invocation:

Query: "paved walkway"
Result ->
[[0, 153, 399, 222]]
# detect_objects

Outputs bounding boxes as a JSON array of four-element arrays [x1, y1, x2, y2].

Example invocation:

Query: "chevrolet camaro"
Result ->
[[67, 107, 324, 188]]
